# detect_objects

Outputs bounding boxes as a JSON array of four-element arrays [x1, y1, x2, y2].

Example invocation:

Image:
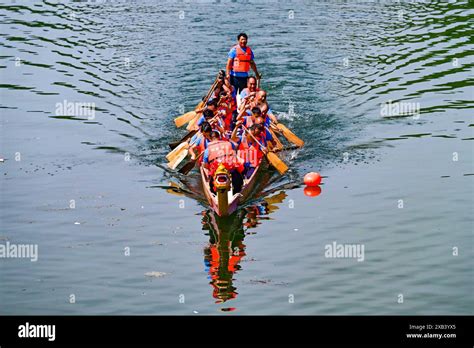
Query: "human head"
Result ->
[[216, 76, 225, 88], [219, 90, 230, 101], [203, 109, 214, 120], [247, 76, 257, 92], [250, 123, 264, 137], [210, 130, 220, 141], [237, 33, 248, 47], [206, 99, 218, 111], [257, 90, 266, 102], [254, 113, 265, 125], [251, 107, 261, 118], [201, 122, 212, 139]]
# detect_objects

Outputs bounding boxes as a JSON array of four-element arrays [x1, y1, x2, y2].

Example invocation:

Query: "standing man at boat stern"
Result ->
[[226, 33, 260, 94]]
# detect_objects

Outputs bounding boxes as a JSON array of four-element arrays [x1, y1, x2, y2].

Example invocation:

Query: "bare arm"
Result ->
[[231, 120, 243, 142], [226, 58, 233, 78], [188, 144, 198, 160], [268, 111, 278, 124], [250, 60, 259, 77]]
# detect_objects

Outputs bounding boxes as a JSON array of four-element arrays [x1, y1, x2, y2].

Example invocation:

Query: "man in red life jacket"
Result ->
[[226, 33, 260, 94], [234, 107, 276, 148], [233, 123, 267, 179], [216, 91, 236, 137], [189, 122, 212, 162], [203, 131, 244, 193], [197, 100, 218, 127]]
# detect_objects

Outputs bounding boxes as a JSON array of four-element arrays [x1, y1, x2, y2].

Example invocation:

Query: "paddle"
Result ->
[[174, 110, 198, 128], [178, 151, 204, 175], [167, 142, 191, 170], [169, 129, 197, 150], [265, 125, 283, 151], [168, 112, 220, 169], [186, 113, 200, 131], [168, 108, 225, 168], [241, 125, 288, 175], [174, 74, 219, 128], [166, 140, 189, 162], [273, 122, 304, 147]]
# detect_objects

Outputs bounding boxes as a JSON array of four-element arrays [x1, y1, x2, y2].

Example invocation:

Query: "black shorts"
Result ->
[[230, 75, 248, 94]]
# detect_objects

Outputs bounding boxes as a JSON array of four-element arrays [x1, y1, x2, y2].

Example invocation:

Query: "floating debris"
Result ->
[[144, 271, 167, 278]]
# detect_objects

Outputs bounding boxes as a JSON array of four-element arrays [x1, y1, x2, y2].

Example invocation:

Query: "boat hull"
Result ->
[[200, 159, 268, 217]]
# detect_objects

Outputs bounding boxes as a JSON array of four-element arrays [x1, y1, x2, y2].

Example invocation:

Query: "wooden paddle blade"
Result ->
[[174, 111, 197, 128], [166, 142, 188, 162], [268, 128, 283, 152], [266, 151, 288, 175], [186, 114, 200, 131], [178, 159, 197, 175], [167, 147, 189, 170], [195, 100, 204, 111], [276, 123, 304, 147]]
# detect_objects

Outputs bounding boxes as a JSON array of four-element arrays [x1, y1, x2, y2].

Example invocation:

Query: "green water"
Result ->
[[0, 0, 472, 314]]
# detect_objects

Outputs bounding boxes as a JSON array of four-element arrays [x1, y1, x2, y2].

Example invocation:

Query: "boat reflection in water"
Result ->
[[160, 165, 303, 304], [200, 190, 287, 304]]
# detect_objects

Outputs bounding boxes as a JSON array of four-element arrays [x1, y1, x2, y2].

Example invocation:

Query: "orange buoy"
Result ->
[[304, 185, 321, 197], [304, 172, 322, 186]]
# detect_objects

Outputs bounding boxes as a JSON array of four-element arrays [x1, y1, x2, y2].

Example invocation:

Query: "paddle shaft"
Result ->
[[241, 124, 268, 153], [196, 75, 220, 110], [179, 151, 204, 175]]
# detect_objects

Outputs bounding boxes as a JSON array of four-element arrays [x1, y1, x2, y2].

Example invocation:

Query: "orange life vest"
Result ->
[[232, 45, 253, 73], [237, 134, 264, 168], [207, 140, 237, 169]]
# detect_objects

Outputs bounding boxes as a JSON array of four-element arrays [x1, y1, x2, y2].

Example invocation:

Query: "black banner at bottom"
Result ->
[[0, 315, 472, 346]]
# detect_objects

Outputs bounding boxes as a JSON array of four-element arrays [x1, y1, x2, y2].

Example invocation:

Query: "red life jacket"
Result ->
[[237, 134, 264, 168], [207, 140, 237, 171], [232, 45, 252, 73], [218, 106, 232, 131]]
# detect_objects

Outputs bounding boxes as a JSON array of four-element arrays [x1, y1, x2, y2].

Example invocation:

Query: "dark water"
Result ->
[[0, 0, 472, 314]]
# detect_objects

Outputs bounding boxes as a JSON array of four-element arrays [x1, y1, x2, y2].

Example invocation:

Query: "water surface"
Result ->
[[0, 0, 472, 314]]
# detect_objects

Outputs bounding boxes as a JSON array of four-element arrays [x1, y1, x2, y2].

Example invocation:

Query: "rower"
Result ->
[[217, 91, 235, 134], [235, 123, 266, 179], [203, 131, 244, 193], [197, 107, 216, 128], [253, 90, 278, 124], [233, 107, 276, 149], [239, 76, 259, 101], [226, 33, 260, 94], [210, 74, 233, 102], [189, 122, 212, 161]]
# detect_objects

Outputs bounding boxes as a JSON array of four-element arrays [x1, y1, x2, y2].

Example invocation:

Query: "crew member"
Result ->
[[203, 131, 244, 193], [226, 33, 260, 93]]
